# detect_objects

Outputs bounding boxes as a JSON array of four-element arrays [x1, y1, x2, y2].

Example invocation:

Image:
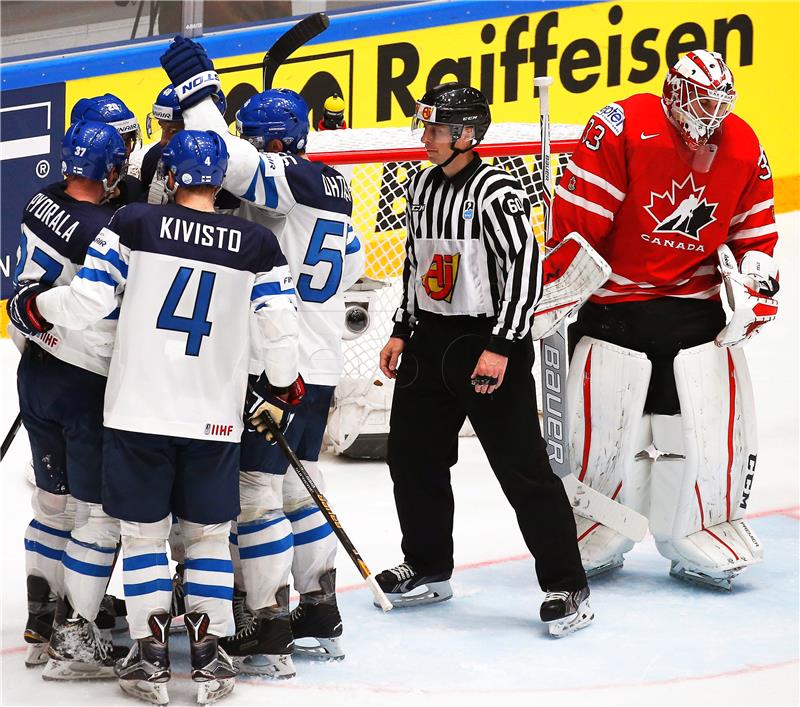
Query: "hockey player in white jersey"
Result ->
[[11, 129, 301, 705], [7, 120, 127, 678], [160, 36, 364, 674]]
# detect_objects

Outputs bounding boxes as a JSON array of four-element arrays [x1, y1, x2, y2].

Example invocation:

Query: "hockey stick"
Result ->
[[1, 413, 22, 462], [257, 406, 393, 611], [263, 12, 330, 91], [534, 77, 647, 542]]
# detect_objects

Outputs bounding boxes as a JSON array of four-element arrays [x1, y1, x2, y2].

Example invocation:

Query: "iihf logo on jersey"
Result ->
[[644, 174, 718, 241], [422, 253, 460, 303], [205, 423, 234, 437]]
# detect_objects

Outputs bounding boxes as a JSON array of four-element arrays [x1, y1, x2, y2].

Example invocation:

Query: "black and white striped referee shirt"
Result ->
[[392, 154, 542, 355]]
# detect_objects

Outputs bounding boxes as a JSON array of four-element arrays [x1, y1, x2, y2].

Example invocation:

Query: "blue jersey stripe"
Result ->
[[251, 282, 295, 300], [76, 267, 118, 287], [87, 246, 128, 278], [345, 235, 361, 255]]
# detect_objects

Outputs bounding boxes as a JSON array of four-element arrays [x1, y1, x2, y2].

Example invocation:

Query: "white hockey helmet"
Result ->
[[662, 49, 736, 149]]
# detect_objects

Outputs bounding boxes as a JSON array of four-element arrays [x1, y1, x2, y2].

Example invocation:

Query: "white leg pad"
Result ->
[[283, 462, 337, 595], [236, 471, 292, 611], [567, 337, 652, 570], [180, 520, 234, 638], [64, 501, 119, 620], [120, 517, 172, 639], [650, 343, 762, 578]]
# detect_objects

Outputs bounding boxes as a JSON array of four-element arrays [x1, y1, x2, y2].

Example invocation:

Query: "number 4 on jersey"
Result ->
[[157, 266, 216, 356]]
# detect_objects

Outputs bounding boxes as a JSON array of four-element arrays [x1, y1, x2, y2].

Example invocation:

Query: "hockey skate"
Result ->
[[42, 597, 120, 680], [97, 593, 129, 635], [540, 586, 594, 638], [669, 560, 741, 591], [221, 587, 295, 679], [24, 575, 56, 667], [185, 612, 238, 704], [116, 613, 171, 705], [290, 569, 344, 660], [374, 563, 452, 608]]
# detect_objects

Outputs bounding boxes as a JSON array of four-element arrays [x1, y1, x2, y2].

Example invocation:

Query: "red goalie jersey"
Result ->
[[551, 93, 778, 304]]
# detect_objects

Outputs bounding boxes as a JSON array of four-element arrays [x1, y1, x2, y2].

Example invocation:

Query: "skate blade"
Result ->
[[24, 642, 49, 667], [236, 653, 296, 679], [669, 563, 736, 591], [293, 637, 345, 661], [196, 677, 235, 704], [547, 599, 594, 638], [375, 581, 453, 609], [119, 678, 170, 705], [42, 657, 116, 680], [585, 558, 624, 578]]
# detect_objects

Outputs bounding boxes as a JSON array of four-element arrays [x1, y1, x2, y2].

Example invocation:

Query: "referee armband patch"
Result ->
[[502, 193, 525, 216]]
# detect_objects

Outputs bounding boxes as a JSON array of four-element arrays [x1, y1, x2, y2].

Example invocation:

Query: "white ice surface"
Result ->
[[1, 213, 797, 706]]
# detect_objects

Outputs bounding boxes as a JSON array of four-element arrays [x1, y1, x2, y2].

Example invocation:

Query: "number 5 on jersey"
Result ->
[[298, 218, 345, 303], [157, 266, 217, 356]]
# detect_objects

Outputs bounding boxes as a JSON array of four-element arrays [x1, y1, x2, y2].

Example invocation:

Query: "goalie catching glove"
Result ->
[[531, 232, 611, 340], [245, 373, 306, 443], [160, 35, 221, 110], [7, 281, 53, 338], [716, 244, 779, 347]]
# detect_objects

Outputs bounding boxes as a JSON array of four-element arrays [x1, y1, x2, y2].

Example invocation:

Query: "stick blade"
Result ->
[[262, 12, 330, 90]]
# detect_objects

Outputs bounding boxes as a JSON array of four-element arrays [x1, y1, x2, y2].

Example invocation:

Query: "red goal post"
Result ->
[[304, 123, 582, 382]]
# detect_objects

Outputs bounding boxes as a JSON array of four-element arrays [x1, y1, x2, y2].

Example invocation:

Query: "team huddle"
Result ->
[[7, 33, 779, 706]]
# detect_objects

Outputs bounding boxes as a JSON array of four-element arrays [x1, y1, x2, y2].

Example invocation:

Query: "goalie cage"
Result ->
[[305, 123, 582, 459]]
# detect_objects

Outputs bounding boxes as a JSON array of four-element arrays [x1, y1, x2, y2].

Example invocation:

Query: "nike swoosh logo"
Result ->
[[640, 132, 660, 140]]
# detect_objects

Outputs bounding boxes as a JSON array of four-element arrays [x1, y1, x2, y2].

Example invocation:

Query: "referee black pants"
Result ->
[[387, 314, 587, 592]]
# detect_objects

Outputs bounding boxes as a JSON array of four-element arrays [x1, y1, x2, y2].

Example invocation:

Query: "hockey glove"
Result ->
[[160, 35, 221, 110], [716, 244, 779, 347], [245, 373, 306, 443], [7, 281, 53, 337]]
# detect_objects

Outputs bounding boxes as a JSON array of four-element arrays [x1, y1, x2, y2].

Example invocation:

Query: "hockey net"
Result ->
[[305, 123, 582, 450]]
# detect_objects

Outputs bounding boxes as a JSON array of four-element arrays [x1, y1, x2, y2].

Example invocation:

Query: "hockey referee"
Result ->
[[376, 83, 593, 637]]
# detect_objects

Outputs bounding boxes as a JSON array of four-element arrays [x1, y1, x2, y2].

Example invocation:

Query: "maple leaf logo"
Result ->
[[644, 174, 718, 241]]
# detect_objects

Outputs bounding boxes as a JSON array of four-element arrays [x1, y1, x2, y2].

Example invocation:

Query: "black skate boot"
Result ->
[[116, 612, 171, 705], [374, 562, 452, 608], [291, 569, 344, 660], [169, 563, 187, 632], [185, 612, 238, 704], [24, 575, 56, 667], [540, 586, 594, 637], [96, 593, 129, 635], [218, 588, 257, 655], [229, 586, 295, 679], [42, 596, 120, 680]]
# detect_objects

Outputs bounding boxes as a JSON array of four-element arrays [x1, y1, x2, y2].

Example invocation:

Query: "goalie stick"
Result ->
[[263, 12, 330, 91], [534, 77, 647, 543], [256, 403, 393, 612]]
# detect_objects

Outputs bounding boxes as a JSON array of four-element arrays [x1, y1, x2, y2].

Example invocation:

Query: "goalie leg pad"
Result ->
[[650, 343, 762, 583], [567, 337, 652, 571], [327, 377, 393, 459], [236, 471, 292, 612]]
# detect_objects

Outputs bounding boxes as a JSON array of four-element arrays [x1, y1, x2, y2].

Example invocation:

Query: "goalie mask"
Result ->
[[412, 83, 490, 167], [662, 50, 736, 149]]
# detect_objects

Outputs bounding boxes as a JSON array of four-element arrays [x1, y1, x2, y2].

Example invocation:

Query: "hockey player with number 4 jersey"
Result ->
[[542, 49, 779, 589], [160, 36, 364, 676], [13, 129, 300, 705]]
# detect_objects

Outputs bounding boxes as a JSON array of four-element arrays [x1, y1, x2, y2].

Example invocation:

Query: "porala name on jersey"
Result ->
[[26, 192, 81, 242], [159, 216, 241, 253]]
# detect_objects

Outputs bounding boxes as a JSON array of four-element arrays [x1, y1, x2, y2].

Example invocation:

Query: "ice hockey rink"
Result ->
[[1, 211, 797, 707]]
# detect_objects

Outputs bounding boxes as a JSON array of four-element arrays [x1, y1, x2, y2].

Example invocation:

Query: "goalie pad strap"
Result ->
[[532, 233, 611, 340]]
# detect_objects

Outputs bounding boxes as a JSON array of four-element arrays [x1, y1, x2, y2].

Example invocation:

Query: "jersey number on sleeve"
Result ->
[[297, 218, 344, 303], [580, 117, 606, 151], [157, 266, 217, 356]]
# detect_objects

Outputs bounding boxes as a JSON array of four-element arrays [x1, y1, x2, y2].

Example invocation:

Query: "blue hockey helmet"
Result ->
[[161, 130, 228, 189], [61, 120, 127, 191], [146, 85, 228, 139], [70, 93, 141, 153], [235, 88, 309, 154]]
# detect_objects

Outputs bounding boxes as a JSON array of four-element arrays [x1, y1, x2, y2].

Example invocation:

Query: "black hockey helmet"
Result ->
[[412, 82, 491, 146]]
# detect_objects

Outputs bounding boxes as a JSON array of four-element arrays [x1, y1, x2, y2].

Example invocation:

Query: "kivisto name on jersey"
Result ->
[[159, 216, 241, 253]]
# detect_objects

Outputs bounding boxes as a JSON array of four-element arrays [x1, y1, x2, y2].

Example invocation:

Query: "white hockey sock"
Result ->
[[181, 520, 234, 638], [121, 519, 172, 640], [287, 504, 336, 595], [63, 502, 119, 621], [25, 519, 70, 599], [235, 511, 293, 611], [229, 521, 244, 590]]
